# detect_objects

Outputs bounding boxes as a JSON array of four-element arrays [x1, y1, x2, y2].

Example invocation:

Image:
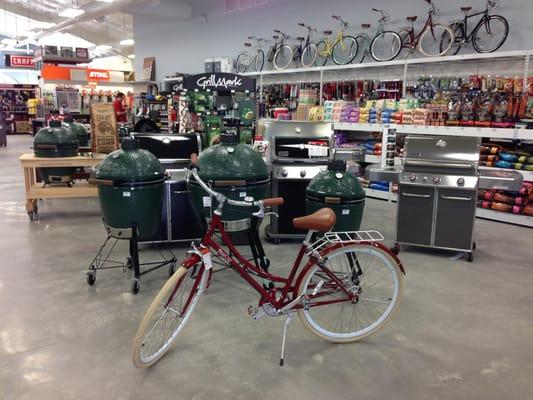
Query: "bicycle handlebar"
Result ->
[[372, 8, 390, 23]]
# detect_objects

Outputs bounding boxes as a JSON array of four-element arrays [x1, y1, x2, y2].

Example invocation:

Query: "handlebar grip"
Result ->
[[263, 197, 284, 207], [190, 153, 198, 168], [274, 29, 280, 33], [298, 22, 305, 26], [372, 8, 379, 11]]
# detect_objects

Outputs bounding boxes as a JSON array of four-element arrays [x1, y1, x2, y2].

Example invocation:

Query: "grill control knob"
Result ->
[[409, 175, 417, 182], [457, 177, 465, 186], [300, 170, 307, 178], [280, 169, 288, 177], [422, 176, 428, 182], [433, 176, 441, 184]]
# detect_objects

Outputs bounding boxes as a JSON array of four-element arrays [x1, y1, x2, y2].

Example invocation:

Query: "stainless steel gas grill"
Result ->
[[393, 135, 523, 261], [262, 120, 333, 243]]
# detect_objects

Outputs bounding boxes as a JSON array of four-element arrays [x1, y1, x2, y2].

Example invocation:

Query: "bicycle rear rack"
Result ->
[[308, 230, 384, 253]]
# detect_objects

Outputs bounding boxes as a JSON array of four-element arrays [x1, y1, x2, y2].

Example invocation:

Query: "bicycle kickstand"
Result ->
[[279, 311, 294, 366]]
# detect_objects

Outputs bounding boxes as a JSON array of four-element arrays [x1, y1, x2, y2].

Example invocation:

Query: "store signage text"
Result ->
[[87, 69, 110, 81], [183, 73, 256, 92], [6, 55, 35, 68]]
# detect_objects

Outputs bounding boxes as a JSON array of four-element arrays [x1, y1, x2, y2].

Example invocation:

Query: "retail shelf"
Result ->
[[242, 49, 532, 78], [28, 182, 97, 199], [476, 208, 533, 228], [364, 155, 381, 164], [364, 187, 397, 201], [334, 122, 533, 140], [479, 166, 533, 182], [41, 80, 135, 87]]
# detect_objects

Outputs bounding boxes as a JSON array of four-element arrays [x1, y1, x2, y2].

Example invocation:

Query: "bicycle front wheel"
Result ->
[[418, 24, 454, 56], [273, 45, 293, 70], [315, 40, 329, 66], [255, 49, 265, 71], [332, 35, 358, 65], [472, 15, 509, 53], [440, 22, 464, 55], [297, 244, 403, 343], [301, 43, 318, 68], [370, 31, 402, 61], [132, 264, 207, 368]]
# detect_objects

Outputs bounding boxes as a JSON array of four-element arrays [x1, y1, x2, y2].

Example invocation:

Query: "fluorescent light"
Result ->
[[119, 39, 134, 46], [35, 22, 56, 29], [95, 44, 112, 51], [1, 38, 17, 45], [127, 54, 135, 59], [96, 0, 114, 2], [59, 8, 85, 18]]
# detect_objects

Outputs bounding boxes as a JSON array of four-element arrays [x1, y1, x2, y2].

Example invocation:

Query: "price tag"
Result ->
[[202, 196, 212, 207], [201, 247, 212, 270], [122, 191, 131, 197], [342, 209, 350, 215], [239, 192, 247, 198]]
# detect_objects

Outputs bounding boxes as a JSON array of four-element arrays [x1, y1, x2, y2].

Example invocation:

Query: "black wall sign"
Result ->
[[183, 73, 256, 92]]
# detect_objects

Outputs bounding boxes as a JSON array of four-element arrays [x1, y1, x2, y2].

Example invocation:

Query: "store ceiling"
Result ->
[[0, 0, 144, 57]]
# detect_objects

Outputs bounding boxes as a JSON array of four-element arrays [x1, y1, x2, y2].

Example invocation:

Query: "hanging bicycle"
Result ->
[[235, 36, 266, 73], [398, 0, 455, 57], [439, 0, 508, 55], [352, 8, 403, 63], [271, 30, 294, 70], [313, 15, 359, 66]]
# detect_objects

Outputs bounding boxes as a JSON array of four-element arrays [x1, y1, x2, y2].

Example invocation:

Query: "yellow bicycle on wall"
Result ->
[[314, 15, 358, 65]]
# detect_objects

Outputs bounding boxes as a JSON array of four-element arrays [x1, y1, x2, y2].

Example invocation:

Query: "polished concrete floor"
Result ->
[[0, 135, 532, 400]]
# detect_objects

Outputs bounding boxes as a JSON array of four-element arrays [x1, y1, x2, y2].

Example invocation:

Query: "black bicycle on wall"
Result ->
[[440, 0, 509, 55]]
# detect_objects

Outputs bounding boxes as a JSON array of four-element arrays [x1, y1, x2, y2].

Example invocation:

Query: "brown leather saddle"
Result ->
[[293, 208, 336, 232]]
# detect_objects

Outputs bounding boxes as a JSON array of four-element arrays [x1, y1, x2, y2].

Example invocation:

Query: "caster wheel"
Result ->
[[168, 262, 177, 276], [472, 241, 477, 250], [274, 239, 280, 245], [465, 252, 473, 262], [86, 270, 96, 286], [125, 257, 133, 270], [131, 279, 140, 295], [391, 244, 400, 255]]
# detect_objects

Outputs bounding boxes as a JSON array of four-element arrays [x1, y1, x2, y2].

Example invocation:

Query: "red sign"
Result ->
[[87, 69, 110, 81], [7, 55, 35, 68]]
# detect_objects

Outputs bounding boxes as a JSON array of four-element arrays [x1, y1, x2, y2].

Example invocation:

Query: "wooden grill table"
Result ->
[[19, 153, 106, 220]]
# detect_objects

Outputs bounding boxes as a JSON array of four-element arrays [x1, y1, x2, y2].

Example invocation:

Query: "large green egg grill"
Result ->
[[306, 160, 365, 231], [93, 138, 166, 240], [33, 120, 79, 184], [63, 117, 90, 147], [189, 134, 269, 232]]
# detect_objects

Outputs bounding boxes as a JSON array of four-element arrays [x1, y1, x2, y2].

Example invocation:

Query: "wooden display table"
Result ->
[[19, 153, 106, 220]]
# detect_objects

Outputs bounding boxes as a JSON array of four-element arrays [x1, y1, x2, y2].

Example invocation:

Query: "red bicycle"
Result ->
[[132, 155, 405, 368]]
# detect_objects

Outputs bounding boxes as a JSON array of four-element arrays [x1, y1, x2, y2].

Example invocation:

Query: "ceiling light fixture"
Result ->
[[119, 38, 134, 46], [127, 54, 135, 59], [1, 38, 17, 45], [59, 8, 85, 18], [95, 44, 112, 51], [96, 0, 114, 2]]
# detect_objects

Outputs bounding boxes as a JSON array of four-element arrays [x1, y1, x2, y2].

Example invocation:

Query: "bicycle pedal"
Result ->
[[248, 305, 265, 320]]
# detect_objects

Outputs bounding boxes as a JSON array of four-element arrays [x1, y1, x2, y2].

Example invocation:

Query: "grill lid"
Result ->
[[34, 121, 79, 149], [195, 141, 268, 182], [307, 161, 365, 201], [95, 138, 165, 183], [403, 135, 481, 173]]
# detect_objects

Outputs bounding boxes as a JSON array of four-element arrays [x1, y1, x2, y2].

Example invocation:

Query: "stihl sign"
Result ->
[[6, 55, 35, 68], [87, 69, 110, 81]]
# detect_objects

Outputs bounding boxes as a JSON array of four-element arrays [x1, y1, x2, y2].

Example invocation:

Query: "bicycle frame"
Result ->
[[404, 9, 436, 47], [456, 6, 492, 41]]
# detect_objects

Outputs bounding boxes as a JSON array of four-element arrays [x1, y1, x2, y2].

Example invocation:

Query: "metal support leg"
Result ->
[[279, 311, 294, 366]]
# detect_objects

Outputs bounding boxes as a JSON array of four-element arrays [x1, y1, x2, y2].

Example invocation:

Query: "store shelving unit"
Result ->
[[476, 208, 533, 227]]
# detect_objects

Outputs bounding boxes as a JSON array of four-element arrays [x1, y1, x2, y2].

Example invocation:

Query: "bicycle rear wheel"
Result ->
[[297, 244, 403, 343], [132, 263, 207, 368], [440, 22, 464, 55], [472, 15, 509, 53], [332, 35, 358, 65], [235, 52, 250, 73], [301, 43, 318, 68], [418, 24, 454, 56], [370, 31, 402, 61], [273, 45, 293, 70]]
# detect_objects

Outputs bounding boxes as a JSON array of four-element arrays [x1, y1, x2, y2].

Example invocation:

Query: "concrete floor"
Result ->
[[0, 135, 532, 400]]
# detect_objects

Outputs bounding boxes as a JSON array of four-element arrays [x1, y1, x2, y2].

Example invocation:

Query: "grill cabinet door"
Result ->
[[434, 188, 476, 250], [397, 185, 435, 246]]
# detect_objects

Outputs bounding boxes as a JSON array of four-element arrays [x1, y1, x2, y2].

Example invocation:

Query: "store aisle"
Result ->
[[0, 135, 532, 400]]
